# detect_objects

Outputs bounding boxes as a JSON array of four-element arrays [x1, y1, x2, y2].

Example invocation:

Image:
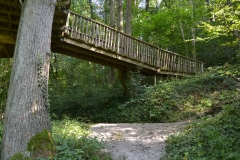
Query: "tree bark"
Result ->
[[1, 0, 56, 159], [88, 0, 94, 19], [125, 0, 132, 35], [117, 0, 123, 32], [108, 0, 116, 87], [180, 22, 189, 57], [126, 0, 132, 57], [189, 0, 197, 60], [146, 0, 150, 12]]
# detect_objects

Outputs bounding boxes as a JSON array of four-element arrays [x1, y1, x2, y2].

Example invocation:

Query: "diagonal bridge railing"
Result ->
[[62, 11, 203, 75]]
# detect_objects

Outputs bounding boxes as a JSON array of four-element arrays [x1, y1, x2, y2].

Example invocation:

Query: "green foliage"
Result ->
[[162, 101, 240, 159], [0, 59, 12, 113], [201, 0, 240, 44], [161, 64, 240, 159], [0, 119, 111, 160], [92, 69, 238, 123], [50, 119, 111, 160], [49, 54, 145, 121], [10, 152, 32, 160]]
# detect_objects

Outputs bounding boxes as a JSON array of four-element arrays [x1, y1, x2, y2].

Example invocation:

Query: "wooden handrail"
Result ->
[[63, 11, 204, 74]]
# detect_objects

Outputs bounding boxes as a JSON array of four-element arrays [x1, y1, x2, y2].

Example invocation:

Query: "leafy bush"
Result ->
[[162, 101, 240, 159], [50, 119, 111, 160], [94, 70, 238, 123]]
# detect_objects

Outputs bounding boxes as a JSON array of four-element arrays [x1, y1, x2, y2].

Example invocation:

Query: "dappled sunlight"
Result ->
[[90, 122, 187, 160]]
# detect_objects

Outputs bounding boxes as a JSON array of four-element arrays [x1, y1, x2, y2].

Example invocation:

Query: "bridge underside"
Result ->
[[52, 37, 194, 76], [0, 0, 71, 57]]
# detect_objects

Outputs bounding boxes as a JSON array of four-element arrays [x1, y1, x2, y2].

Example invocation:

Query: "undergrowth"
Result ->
[[162, 64, 240, 159], [49, 119, 111, 160], [162, 101, 240, 159], [92, 68, 238, 123]]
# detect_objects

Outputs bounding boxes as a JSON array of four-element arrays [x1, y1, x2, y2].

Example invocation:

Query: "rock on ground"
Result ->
[[90, 122, 188, 160]]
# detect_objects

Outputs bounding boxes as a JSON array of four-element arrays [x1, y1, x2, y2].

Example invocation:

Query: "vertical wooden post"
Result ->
[[64, 11, 71, 36], [154, 74, 156, 86], [117, 32, 120, 54], [75, 16, 79, 38], [82, 19, 88, 41], [71, 15, 75, 38]]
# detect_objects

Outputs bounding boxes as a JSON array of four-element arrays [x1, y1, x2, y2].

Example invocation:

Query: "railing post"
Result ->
[[117, 32, 120, 54], [71, 15, 75, 38], [154, 74, 156, 86], [63, 11, 71, 36]]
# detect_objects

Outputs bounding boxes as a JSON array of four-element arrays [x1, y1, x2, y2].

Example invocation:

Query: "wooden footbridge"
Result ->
[[0, 0, 203, 76]]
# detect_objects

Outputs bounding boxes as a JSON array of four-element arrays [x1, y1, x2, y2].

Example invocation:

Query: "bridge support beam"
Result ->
[[118, 69, 130, 96]]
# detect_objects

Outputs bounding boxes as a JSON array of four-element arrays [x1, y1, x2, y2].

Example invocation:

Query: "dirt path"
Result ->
[[90, 122, 188, 160]]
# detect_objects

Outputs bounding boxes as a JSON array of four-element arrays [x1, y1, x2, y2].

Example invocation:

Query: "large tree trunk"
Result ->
[[108, 0, 116, 87], [1, 0, 56, 159]]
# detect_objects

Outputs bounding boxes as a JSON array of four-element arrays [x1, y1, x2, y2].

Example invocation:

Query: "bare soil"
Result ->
[[90, 122, 188, 160]]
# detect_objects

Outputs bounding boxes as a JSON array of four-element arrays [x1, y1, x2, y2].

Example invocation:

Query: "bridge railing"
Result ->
[[63, 11, 203, 74]]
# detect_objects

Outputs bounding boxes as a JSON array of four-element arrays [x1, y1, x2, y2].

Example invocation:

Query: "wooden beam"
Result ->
[[0, 18, 19, 25], [0, 43, 9, 57], [0, 1, 20, 6], [0, 7, 21, 16], [0, 31, 16, 44]]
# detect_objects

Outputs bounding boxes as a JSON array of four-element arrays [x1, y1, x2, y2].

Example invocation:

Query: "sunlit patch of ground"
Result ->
[[90, 122, 188, 160]]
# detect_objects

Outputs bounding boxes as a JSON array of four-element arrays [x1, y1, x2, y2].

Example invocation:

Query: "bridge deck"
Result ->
[[0, 1, 203, 76]]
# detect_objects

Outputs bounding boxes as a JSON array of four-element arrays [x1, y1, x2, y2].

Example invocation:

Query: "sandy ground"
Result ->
[[90, 122, 188, 160]]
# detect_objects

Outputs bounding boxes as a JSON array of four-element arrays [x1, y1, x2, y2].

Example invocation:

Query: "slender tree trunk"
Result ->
[[88, 0, 94, 19], [125, 0, 132, 35], [191, 27, 197, 60], [108, 0, 116, 87], [1, 0, 56, 159], [126, 0, 132, 58], [189, 0, 196, 60], [146, 0, 150, 12], [117, 0, 123, 32], [180, 22, 189, 57]]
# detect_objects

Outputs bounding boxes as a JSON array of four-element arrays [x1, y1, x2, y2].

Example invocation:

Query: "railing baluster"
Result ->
[[82, 18, 86, 42], [70, 15, 75, 38], [117, 32, 120, 54], [64, 11, 70, 36], [78, 16, 82, 40]]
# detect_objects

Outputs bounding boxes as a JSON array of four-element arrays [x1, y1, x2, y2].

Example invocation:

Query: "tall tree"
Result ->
[[1, 0, 56, 159], [125, 0, 132, 35], [108, 0, 116, 87], [189, 0, 197, 60], [146, 0, 150, 12]]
